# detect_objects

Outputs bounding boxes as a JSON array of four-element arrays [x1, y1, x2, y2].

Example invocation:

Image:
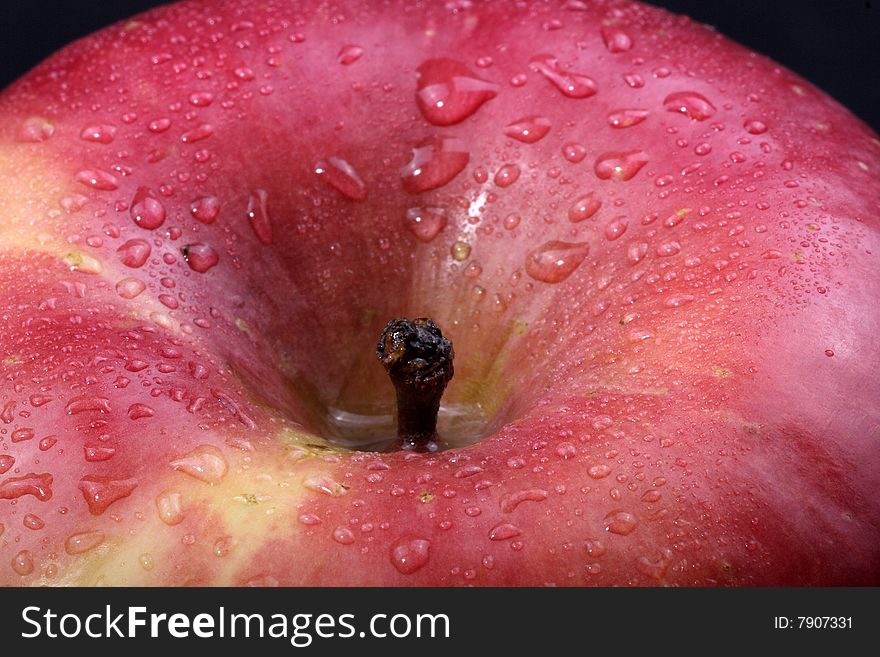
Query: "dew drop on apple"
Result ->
[[627, 242, 649, 265], [663, 294, 695, 308], [0, 455, 14, 475], [601, 23, 633, 53], [130, 187, 166, 230], [247, 189, 273, 245], [603, 510, 638, 535], [65, 395, 111, 415], [117, 238, 151, 268], [390, 537, 431, 574], [189, 91, 214, 107], [588, 464, 611, 479], [503, 115, 552, 143], [744, 119, 768, 134], [529, 54, 597, 98], [525, 240, 589, 284], [332, 526, 356, 545], [181, 123, 214, 143], [12, 427, 34, 443], [79, 476, 138, 515], [314, 157, 368, 200], [451, 240, 471, 261], [656, 240, 681, 257], [183, 243, 220, 273], [190, 196, 221, 224], [337, 44, 364, 65], [489, 522, 522, 541], [170, 445, 228, 484], [562, 142, 587, 163], [148, 118, 172, 133], [604, 217, 628, 241], [0, 472, 53, 501], [303, 475, 349, 497], [415, 58, 499, 126], [76, 169, 119, 191], [663, 91, 716, 121], [404, 207, 447, 242], [64, 530, 105, 555], [494, 164, 521, 188], [11, 550, 34, 576], [607, 108, 649, 128], [23, 513, 45, 530], [213, 536, 235, 558], [80, 124, 117, 144], [156, 490, 184, 525], [500, 488, 549, 513], [401, 135, 470, 193], [127, 403, 155, 420], [84, 444, 116, 462], [17, 116, 55, 142], [594, 150, 649, 181]]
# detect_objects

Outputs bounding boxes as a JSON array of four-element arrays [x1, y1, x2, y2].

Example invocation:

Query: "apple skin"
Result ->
[[0, 0, 878, 586]]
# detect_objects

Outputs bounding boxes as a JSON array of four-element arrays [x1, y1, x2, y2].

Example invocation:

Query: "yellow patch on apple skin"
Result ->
[[53, 430, 345, 586], [713, 366, 733, 378]]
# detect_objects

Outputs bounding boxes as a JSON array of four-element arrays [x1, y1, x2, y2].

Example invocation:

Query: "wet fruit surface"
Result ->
[[0, 0, 878, 586]]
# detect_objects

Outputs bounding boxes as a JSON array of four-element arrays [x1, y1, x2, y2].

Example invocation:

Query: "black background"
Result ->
[[0, 0, 877, 131]]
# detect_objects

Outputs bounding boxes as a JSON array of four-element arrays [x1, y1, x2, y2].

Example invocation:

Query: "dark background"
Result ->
[[0, 0, 877, 132]]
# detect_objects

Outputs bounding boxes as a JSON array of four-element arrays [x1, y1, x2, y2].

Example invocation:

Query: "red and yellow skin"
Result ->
[[1, 0, 878, 586]]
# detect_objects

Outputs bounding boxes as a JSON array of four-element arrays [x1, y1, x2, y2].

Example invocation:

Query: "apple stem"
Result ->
[[376, 317, 454, 453]]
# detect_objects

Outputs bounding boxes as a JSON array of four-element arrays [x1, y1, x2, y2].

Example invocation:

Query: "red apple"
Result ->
[[1, 0, 878, 586]]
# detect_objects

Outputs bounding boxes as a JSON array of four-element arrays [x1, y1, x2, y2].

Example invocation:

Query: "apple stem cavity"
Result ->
[[376, 317, 454, 453]]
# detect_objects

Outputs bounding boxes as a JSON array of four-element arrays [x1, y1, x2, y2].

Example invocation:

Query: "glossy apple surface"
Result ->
[[1, 0, 878, 585]]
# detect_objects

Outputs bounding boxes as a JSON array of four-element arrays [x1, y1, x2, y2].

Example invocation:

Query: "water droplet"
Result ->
[[127, 403, 155, 420], [23, 513, 45, 530], [636, 549, 673, 579], [525, 240, 589, 283], [627, 242, 649, 265], [588, 464, 611, 479], [451, 240, 471, 261], [601, 23, 633, 53], [80, 124, 117, 143], [65, 395, 111, 415], [148, 118, 172, 133], [117, 238, 151, 268], [12, 427, 34, 443], [604, 509, 638, 535], [607, 108, 649, 128], [562, 142, 587, 163], [494, 164, 521, 188], [183, 243, 220, 272], [489, 522, 522, 541], [656, 240, 681, 257], [0, 472, 53, 501], [213, 535, 235, 557], [503, 115, 551, 143], [401, 136, 469, 193], [416, 58, 499, 126], [594, 151, 649, 181], [663, 91, 716, 121], [663, 294, 695, 308], [337, 44, 364, 65], [76, 169, 119, 191], [314, 157, 367, 200], [585, 538, 606, 557], [130, 187, 166, 229], [116, 277, 146, 299], [65, 531, 105, 555], [0, 455, 14, 474], [332, 526, 356, 545], [303, 475, 349, 497], [190, 196, 220, 223], [84, 444, 116, 462], [500, 488, 548, 513], [454, 465, 484, 478], [246, 189, 273, 245], [744, 119, 768, 134], [12, 550, 34, 576], [390, 537, 431, 574], [604, 216, 628, 241], [405, 207, 447, 242], [170, 445, 228, 484], [79, 476, 138, 515], [181, 123, 214, 143], [156, 490, 184, 525], [529, 54, 597, 98], [18, 117, 55, 142], [189, 91, 214, 107]]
